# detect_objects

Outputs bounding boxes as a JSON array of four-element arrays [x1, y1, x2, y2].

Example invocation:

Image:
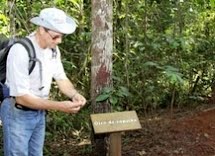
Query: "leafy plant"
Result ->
[[96, 86, 131, 111]]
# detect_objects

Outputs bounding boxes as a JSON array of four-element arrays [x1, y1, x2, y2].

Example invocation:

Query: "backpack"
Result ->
[[0, 37, 36, 102]]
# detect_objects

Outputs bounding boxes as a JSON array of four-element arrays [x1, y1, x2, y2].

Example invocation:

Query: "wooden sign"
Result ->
[[90, 111, 142, 134]]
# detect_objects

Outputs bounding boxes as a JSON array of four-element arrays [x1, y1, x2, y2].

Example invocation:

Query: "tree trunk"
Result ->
[[91, 0, 113, 155]]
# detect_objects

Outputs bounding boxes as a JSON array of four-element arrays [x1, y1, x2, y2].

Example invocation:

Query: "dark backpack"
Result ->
[[0, 37, 36, 102]]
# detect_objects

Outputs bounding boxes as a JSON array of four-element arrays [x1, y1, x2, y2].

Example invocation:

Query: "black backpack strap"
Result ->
[[16, 37, 36, 74], [0, 38, 18, 83]]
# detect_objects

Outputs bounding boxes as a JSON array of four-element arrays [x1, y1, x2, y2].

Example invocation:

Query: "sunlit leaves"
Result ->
[[69, 0, 82, 8], [0, 13, 9, 34], [0, 14, 8, 24], [210, 0, 215, 8]]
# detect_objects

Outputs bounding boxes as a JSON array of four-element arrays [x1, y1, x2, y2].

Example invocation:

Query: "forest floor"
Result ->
[[46, 104, 215, 156]]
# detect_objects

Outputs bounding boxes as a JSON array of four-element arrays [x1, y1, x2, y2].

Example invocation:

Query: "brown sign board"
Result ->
[[90, 111, 142, 134]]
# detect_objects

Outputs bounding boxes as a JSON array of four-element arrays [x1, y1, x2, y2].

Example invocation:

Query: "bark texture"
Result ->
[[91, 0, 113, 155]]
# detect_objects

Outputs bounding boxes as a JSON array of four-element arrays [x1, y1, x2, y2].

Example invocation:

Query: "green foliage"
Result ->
[[46, 109, 90, 136], [0, 1, 9, 35], [210, 0, 215, 8], [96, 86, 131, 111], [163, 65, 184, 85], [0, 13, 8, 34]]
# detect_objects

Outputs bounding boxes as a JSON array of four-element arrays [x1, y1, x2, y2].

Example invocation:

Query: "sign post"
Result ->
[[91, 111, 142, 156], [110, 132, 121, 156]]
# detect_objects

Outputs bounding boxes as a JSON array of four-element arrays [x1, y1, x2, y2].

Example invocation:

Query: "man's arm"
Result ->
[[55, 78, 86, 107], [55, 78, 77, 98], [15, 94, 81, 113]]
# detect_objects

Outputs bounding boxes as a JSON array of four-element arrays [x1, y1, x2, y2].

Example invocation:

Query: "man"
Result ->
[[0, 7, 86, 156]]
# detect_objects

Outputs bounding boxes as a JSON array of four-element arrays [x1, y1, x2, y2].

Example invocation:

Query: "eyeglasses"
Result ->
[[44, 28, 63, 40]]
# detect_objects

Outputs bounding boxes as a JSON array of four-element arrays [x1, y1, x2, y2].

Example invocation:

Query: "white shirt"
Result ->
[[6, 33, 67, 99]]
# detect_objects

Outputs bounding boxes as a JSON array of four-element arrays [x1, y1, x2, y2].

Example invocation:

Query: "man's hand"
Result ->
[[59, 101, 82, 113], [72, 93, 86, 108]]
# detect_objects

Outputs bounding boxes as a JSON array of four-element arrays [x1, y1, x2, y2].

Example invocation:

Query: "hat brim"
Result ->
[[30, 16, 77, 34]]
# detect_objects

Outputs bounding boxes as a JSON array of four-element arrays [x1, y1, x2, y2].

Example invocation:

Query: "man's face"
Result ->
[[44, 28, 63, 48]]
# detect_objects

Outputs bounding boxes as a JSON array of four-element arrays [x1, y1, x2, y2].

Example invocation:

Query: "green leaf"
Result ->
[[109, 96, 118, 105], [143, 61, 158, 67], [143, 61, 163, 70], [164, 65, 179, 72], [119, 86, 130, 97], [102, 87, 113, 94], [96, 94, 109, 102], [164, 71, 184, 84]]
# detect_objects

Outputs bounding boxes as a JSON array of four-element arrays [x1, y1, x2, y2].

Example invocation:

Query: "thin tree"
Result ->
[[91, 0, 113, 155]]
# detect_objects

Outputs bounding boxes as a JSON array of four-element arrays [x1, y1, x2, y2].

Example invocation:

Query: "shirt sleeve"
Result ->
[[53, 47, 68, 80], [6, 43, 31, 96]]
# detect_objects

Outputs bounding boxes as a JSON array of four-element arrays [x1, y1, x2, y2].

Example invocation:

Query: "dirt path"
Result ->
[[123, 107, 215, 156]]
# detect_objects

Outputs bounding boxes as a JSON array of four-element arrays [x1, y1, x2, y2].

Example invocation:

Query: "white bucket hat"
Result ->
[[30, 8, 77, 34]]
